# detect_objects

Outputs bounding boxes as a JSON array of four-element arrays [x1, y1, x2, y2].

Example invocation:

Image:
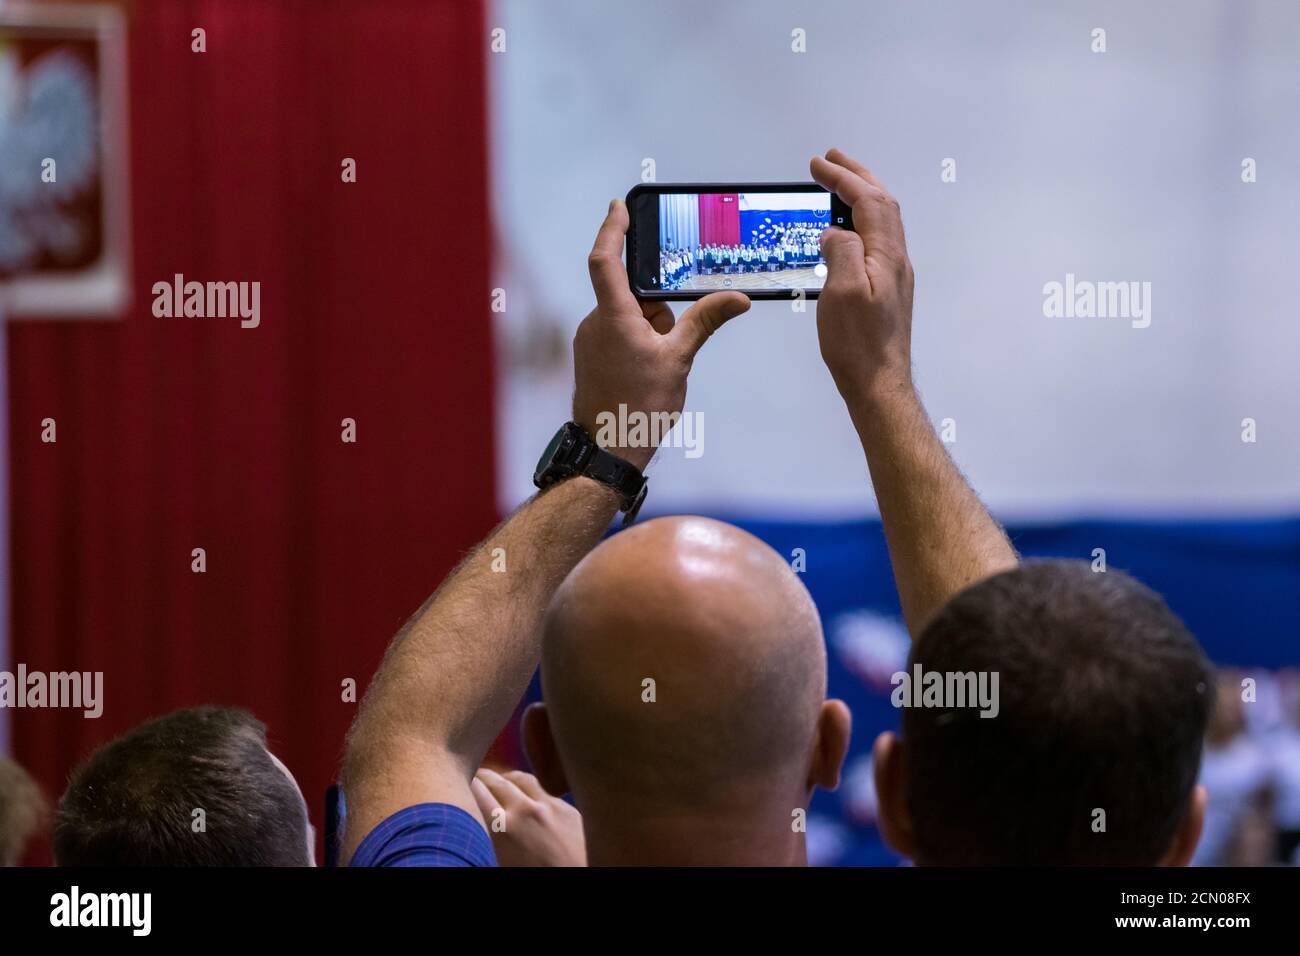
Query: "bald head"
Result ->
[[538, 516, 828, 813]]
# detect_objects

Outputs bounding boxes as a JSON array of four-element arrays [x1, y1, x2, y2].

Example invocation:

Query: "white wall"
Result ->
[[490, 0, 1300, 520]]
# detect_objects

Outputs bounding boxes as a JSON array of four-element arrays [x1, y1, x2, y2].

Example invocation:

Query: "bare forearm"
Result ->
[[348, 476, 619, 776], [847, 380, 1017, 636], [341, 198, 749, 861]]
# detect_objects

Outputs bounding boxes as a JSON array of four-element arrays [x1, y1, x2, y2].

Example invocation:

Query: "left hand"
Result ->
[[573, 200, 750, 470], [471, 767, 587, 867]]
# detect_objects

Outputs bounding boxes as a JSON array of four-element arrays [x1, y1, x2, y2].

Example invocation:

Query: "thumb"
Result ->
[[820, 227, 866, 282], [670, 291, 750, 360]]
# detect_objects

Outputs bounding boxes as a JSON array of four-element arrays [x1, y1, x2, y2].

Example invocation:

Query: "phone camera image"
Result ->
[[656, 191, 832, 295]]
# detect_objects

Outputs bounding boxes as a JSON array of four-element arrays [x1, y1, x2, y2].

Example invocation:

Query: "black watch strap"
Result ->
[[534, 422, 648, 524], [583, 442, 648, 524]]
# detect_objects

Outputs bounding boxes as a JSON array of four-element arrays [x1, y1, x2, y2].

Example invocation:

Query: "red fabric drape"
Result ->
[[6, 0, 496, 860], [697, 193, 739, 246]]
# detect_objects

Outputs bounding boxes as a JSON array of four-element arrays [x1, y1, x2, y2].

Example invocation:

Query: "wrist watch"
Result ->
[[534, 422, 648, 525]]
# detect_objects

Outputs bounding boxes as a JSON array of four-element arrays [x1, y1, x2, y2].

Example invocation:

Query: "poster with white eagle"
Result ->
[[0, 2, 129, 752], [0, 1, 128, 315]]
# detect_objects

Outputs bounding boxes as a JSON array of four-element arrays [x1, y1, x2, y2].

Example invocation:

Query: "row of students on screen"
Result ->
[[661, 241, 822, 287], [661, 223, 828, 288], [697, 239, 821, 275]]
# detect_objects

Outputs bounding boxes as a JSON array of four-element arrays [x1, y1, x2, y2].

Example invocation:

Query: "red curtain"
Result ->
[[697, 193, 740, 245], [6, 0, 496, 861]]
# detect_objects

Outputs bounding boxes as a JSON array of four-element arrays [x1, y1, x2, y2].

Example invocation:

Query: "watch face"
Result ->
[[534, 423, 578, 486], [536, 426, 567, 475]]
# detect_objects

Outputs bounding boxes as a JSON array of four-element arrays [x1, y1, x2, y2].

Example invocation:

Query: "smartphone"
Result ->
[[625, 182, 853, 301]]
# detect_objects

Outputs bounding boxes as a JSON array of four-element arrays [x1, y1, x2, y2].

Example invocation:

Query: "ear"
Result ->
[[808, 699, 852, 792], [1158, 784, 1206, 867], [872, 731, 917, 859], [521, 702, 569, 797]]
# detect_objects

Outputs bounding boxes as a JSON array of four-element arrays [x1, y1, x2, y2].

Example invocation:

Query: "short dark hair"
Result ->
[[902, 560, 1213, 865], [54, 706, 310, 866]]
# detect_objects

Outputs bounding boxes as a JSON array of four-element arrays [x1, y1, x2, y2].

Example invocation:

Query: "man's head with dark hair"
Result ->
[[872, 560, 1214, 866], [55, 706, 313, 866]]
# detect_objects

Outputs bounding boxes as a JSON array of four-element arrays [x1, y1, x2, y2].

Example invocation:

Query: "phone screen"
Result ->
[[627, 184, 850, 300]]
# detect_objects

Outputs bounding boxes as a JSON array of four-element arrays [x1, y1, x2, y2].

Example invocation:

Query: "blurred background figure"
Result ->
[[1191, 669, 1300, 866], [0, 757, 46, 866], [1193, 672, 1274, 866], [1267, 671, 1300, 864]]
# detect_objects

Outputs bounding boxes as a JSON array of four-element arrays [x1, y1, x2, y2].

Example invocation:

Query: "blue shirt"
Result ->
[[349, 803, 498, 867]]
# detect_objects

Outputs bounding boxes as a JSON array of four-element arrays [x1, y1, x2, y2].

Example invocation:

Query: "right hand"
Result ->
[[810, 149, 915, 404], [572, 200, 750, 470]]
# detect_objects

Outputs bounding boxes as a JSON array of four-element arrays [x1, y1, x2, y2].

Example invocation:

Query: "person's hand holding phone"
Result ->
[[810, 149, 915, 405], [810, 149, 1019, 637], [573, 200, 750, 470]]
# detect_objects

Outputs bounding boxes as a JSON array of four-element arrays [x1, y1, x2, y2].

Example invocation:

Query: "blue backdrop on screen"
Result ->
[[739, 207, 828, 243]]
